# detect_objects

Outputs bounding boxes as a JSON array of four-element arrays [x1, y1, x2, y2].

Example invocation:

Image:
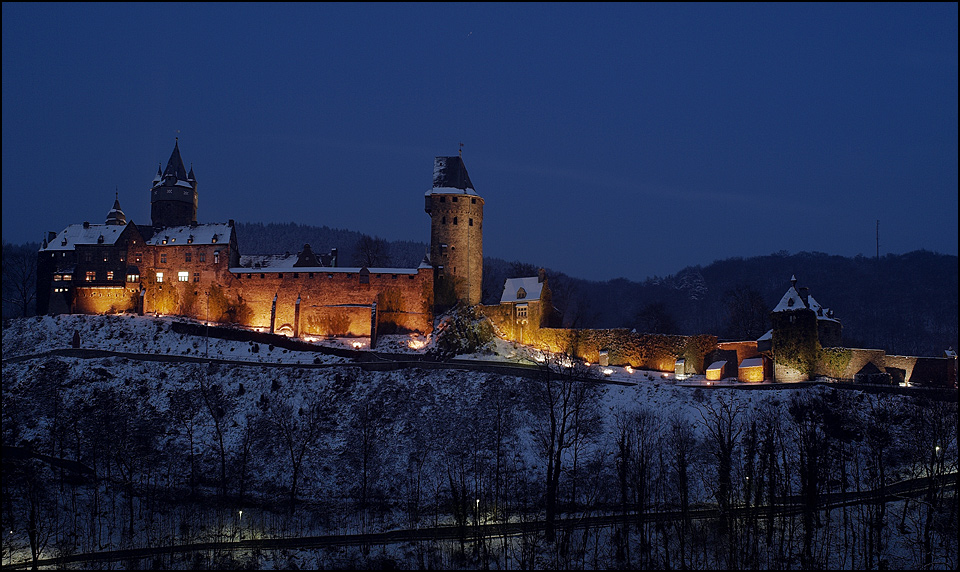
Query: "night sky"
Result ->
[[3, 3, 956, 282]]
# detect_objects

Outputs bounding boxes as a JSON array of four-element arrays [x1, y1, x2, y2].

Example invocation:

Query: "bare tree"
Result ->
[[530, 353, 600, 542], [356, 234, 392, 267], [2, 241, 37, 317], [698, 391, 746, 568]]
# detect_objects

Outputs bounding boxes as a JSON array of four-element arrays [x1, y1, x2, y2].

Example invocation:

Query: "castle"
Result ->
[[36, 141, 487, 340], [34, 141, 955, 386]]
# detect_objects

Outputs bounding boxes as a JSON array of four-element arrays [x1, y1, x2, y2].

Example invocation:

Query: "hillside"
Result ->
[[1, 314, 957, 570]]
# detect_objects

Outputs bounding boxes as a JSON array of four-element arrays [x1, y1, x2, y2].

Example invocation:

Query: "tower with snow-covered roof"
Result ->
[[767, 275, 843, 381], [151, 140, 198, 228], [425, 155, 483, 306]]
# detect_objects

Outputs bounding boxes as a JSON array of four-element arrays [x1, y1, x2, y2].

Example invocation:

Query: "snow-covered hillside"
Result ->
[[2, 315, 956, 570]]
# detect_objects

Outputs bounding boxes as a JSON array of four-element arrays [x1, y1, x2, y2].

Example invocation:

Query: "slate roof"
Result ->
[[426, 156, 478, 196]]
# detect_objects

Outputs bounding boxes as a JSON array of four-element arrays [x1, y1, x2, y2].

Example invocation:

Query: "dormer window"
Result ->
[[517, 287, 527, 299], [787, 298, 794, 307], [187, 235, 194, 244], [211, 235, 218, 244]]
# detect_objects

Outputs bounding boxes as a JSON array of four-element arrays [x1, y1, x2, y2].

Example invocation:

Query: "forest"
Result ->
[[1, 315, 957, 569]]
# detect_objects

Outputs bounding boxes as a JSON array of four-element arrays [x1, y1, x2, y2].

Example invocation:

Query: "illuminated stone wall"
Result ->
[[504, 326, 717, 373], [229, 268, 433, 336], [427, 193, 483, 306], [72, 286, 140, 314]]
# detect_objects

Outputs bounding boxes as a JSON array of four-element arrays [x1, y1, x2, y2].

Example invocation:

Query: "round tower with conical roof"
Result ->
[[150, 139, 198, 228], [424, 155, 483, 306]]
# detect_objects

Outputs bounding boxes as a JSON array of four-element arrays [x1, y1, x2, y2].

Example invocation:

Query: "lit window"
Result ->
[[214, 250, 220, 264], [85, 271, 96, 281], [63, 274, 72, 281], [135, 255, 142, 263], [106, 271, 114, 281], [127, 274, 139, 282], [54, 274, 62, 281], [178, 271, 189, 282], [156, 272, 164, 283], [516, 305, 528, 319]]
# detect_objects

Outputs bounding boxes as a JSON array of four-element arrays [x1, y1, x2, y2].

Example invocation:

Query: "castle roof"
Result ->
[[152, 140, 195, 190], [426, 156, 479, 196], [105, 197, 127, 225], [145, 223, 232, 246], [234, 253, 420, 275], [772, 280, 839, 323], [162, 140, 189, 181], [501, 276, 545, 303], [40, 222, 128, 251]]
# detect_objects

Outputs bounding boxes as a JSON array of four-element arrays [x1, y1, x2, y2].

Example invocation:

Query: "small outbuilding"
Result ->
[[738, 357, 766, 382], [706, 360, 730, 381]]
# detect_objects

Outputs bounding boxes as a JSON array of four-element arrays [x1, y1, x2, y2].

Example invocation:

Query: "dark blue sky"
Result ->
[[3, 3, 957, 281]]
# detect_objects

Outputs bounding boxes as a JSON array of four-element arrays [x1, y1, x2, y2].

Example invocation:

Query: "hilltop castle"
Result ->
[[36, 141, 486, 339]]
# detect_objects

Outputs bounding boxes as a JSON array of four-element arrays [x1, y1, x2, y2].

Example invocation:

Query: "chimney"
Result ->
[[799, 286, 809, 306], [83, 221, 90, 229], [538, 268, 546, 283]]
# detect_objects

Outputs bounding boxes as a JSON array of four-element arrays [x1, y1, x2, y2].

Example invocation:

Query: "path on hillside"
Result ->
[[2, 472, 954, 570]]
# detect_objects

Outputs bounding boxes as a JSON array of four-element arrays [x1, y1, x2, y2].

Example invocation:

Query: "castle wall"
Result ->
[[502, 326, 717, 372], [230, 268, 433, 336], [72, 286, 140, 314]]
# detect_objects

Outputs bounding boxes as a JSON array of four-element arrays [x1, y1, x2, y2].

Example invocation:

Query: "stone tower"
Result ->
[[425, 155, 483, 306], [150, 140, 198, 228]]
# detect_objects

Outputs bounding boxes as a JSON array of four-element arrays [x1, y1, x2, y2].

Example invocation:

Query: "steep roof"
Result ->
[[426, 156, 479, 196], [161, 140, 189, 182], [105, 197, 127, 225], [501, 276, 545, 303], [772, 279, 839, 323]]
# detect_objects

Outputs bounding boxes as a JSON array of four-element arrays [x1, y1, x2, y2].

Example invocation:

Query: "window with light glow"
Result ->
[[85, 271, 96, 281], [156, 272, 164, 283], [106, 271, 114, 281], [178, 271, 189, 282]]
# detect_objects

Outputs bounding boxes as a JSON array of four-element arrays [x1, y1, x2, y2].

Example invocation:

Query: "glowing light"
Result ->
[[662, 373, 670, 378], [624, 366, 634, 374], [352, 341, 365, 349], [407, 338, 427, 350], [584, 361, 591, 366], [602, 368, 613, 376]]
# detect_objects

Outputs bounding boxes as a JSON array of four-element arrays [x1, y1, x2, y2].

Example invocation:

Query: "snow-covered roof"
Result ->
[[146, 224, 232, 247], [772, 286, 804, 312], [706, 360, 727, 371], [739, 357, 764, 368], [234, 255, 419, 275], [40, 223, 128, 251], [500, 276, 544, 303], [425, 156, 480, 197], [772, 285, 839, 323], [757, 329, 773, 341]]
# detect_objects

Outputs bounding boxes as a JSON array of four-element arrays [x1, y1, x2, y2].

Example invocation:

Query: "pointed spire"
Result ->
[[106, 193, 127, 225], [162, 139, 188, 181], [188, 163, 196, 181]]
